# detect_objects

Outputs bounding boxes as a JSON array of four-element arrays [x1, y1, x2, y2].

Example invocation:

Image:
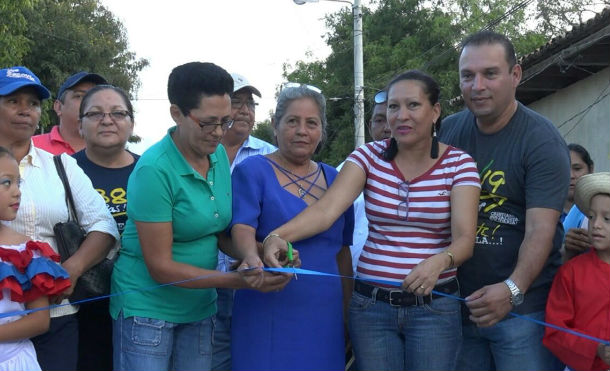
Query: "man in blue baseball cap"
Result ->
[[33, 71, 107, 155], [0, 66, 51, 100]]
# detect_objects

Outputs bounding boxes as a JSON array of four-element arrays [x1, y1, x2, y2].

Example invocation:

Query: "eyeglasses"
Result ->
[[82, 110, 131, 121], [397, 182, 409, 220], [374, 90, 387, 104], [281, 82, 323, 94], [188, 113, 233, 133], [231, 98, 258, 111]]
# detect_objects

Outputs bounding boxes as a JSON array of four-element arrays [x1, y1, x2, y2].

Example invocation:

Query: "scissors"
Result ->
[[287, 242, 298, 280]]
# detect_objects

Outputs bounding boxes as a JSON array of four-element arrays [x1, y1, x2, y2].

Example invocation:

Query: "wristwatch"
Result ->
[[504, 279, 524, 306]]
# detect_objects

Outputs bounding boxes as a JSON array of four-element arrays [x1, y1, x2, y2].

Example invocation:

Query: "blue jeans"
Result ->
[[211, 288, 233, 370], [349, 290, 462, 371], [113, 312, 215, 371], [458, 310, 564, 371]]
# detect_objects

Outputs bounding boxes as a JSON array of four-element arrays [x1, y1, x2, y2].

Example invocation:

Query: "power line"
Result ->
[[520, 32, 610, 85], [28, 28, 93, 46], [558, 80, 610, 137], [368, 0, 535, 88], [293, 0, 538, 104]]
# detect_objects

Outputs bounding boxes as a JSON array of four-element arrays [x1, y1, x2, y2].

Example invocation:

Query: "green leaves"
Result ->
[[0, 0, 32, 67], [0, 0, 148, 130], [281, 0, 608, 165]]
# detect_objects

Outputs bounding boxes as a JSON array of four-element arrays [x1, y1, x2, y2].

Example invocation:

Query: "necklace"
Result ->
[[297, 185, 307, 198], [266, 157, 325, 199]]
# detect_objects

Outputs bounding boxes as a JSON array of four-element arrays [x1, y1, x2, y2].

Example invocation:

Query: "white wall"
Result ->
[[528, 67, 610, 172]]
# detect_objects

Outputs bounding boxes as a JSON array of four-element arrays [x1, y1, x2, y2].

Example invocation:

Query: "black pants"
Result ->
[[32, 314, 78, 371], [77, 299, 113, 371]]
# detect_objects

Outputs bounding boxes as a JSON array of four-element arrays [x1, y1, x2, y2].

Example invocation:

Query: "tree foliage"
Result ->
[[534, 0, 610, 36], [283, 0, 608, 165], [0, 0, 33, 67], [252, 120, 275, 145], [0, 0, 148, 129]]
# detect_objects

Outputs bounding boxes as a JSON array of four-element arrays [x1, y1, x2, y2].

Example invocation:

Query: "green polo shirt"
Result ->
[[110, 126, 232, 323]]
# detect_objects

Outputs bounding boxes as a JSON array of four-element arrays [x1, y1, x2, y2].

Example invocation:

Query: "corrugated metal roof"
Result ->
[[516, 7, 610, 104], [519, 7, 610, 67]]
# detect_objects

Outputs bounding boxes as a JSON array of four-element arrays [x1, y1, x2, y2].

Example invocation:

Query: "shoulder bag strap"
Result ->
[[53, 154, 80, 224]]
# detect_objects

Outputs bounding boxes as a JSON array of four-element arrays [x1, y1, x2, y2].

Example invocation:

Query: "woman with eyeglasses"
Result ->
[[109, 62, 267, 371], [263, 71, 481, 370], [0, 66, 119, 371], [70, 85, 139, 371], [228, 84, 354, 370]]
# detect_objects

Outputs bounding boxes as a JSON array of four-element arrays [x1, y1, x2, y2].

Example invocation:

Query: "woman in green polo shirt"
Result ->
[[109, 62, 283, 371]]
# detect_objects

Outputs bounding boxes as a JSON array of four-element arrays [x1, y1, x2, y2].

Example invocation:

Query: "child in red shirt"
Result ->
[[544, 172, 610, 370]]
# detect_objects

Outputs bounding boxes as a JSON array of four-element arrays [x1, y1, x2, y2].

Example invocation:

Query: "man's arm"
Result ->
[[511, 207, 561, 292], [465, 207, 560, 327]]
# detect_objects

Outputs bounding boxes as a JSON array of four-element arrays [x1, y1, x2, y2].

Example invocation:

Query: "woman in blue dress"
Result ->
[[229, 84, 354, 371]]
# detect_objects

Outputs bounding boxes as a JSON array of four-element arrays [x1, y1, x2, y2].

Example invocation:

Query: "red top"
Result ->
[[543, 249, 610, 371], [346, 140, 480, 286], [0, 240, 70, 303], [32, 125, 75, 155]]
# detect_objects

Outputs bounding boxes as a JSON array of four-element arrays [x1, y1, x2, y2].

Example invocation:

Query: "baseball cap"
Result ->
[[0, 66, 51, 100], [231, 73, 261, 97], [57, 71, 107, 99], [574, 172, 610, 215]]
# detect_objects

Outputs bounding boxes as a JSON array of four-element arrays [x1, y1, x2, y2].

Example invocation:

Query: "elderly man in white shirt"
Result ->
[[212, 73, 276, 371]]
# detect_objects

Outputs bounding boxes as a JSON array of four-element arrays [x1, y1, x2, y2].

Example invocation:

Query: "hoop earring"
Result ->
[[431, 123, 439, 159]]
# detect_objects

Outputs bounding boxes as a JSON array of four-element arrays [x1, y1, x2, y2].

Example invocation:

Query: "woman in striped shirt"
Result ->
[[263, 70, 481, 370]]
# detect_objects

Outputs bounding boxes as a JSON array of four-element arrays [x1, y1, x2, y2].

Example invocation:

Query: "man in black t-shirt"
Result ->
[[440, 31, 569, 370]]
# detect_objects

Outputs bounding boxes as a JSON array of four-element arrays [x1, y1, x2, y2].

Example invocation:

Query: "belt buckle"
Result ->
[[388, 289, 404, 307]]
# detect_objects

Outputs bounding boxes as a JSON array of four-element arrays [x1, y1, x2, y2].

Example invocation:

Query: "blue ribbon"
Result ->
[[2, 266, 608, 346], [269, 267, 610, 345]]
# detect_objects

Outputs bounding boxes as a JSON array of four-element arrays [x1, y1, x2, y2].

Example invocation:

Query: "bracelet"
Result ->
[[445, 250, 455, 269], [262, 233, 281, 249]]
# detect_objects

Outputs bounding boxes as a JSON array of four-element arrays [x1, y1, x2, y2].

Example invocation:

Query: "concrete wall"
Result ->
[[528, 67, 610, 172]]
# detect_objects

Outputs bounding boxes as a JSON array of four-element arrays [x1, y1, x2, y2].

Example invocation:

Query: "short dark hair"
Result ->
[[79, 85, 134, 120], [383, 70, 441, 160], [461, 31, 517, 69], [167, 62, 233, 116], [568, 143, 594, 172]]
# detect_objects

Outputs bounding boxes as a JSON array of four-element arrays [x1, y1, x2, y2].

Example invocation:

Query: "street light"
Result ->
[[293, 0, 365, 148]]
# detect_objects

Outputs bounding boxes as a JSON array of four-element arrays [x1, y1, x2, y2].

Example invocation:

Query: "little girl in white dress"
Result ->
[[0, 147, 70, 371]]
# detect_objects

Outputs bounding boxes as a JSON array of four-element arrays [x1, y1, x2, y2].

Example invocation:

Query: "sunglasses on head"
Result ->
[[374, 90, 387, 104], [282, 82, 322, 94]]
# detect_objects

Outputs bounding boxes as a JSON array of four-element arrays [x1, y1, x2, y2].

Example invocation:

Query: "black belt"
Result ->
[[354, 279, 459, 307]]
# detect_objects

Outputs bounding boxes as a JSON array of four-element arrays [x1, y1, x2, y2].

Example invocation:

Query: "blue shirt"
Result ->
[[217, 135, 276, 272], [230, 135, 277, 172], [563, 204, 586, 237]]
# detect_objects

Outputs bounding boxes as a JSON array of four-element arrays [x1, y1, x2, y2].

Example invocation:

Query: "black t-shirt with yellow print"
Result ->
[[440, 103, 570, 316], [72, 149, 140, 235]]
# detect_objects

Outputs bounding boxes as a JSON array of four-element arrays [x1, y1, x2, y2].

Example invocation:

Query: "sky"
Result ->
[[101, 0, 368, 154]]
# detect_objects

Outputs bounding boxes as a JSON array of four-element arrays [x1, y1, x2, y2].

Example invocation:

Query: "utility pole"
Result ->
[[353, 0, 364, 147], [293, 0, 365, 148]]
